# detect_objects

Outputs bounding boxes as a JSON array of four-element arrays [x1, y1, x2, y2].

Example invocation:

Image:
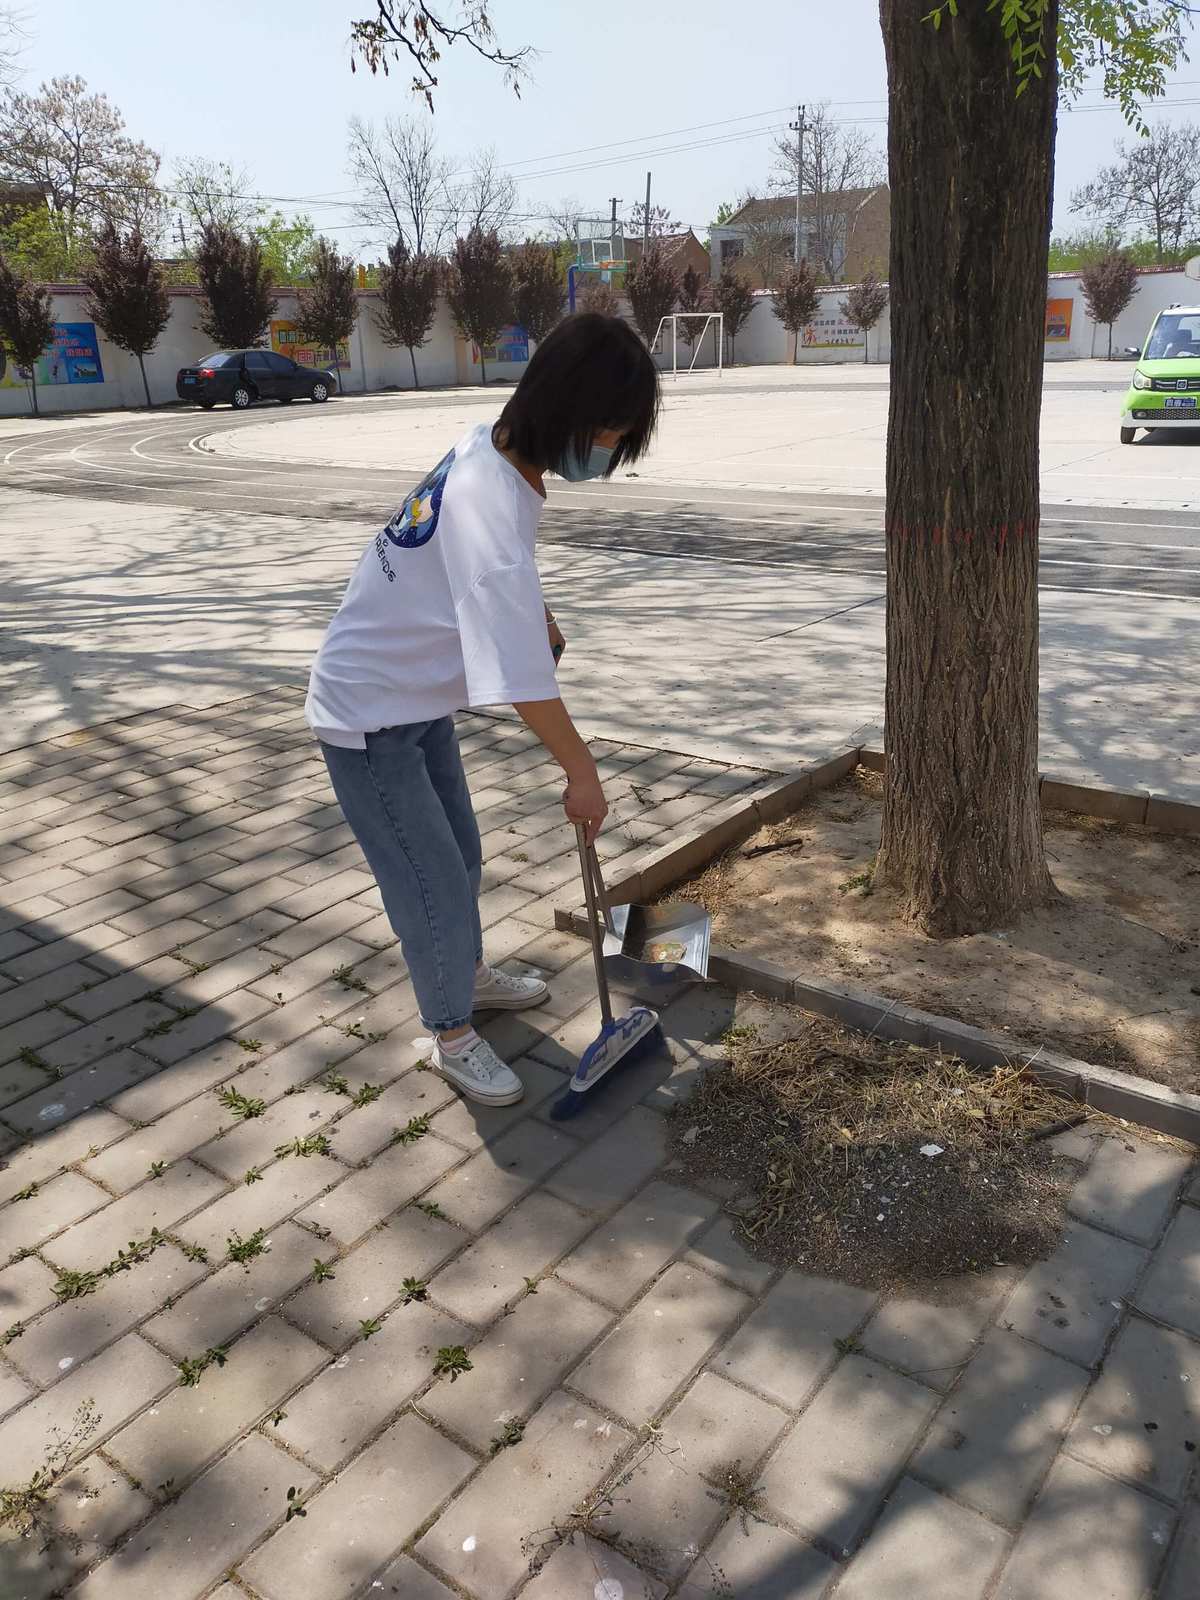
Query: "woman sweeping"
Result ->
[[305, 313, 661, 1108]]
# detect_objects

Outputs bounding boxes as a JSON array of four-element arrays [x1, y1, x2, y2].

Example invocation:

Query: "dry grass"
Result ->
[[672, 1010, 1086, 1290]]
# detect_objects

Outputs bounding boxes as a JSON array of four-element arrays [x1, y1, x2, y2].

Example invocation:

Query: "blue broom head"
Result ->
[[549, 1005, 663, 1122]]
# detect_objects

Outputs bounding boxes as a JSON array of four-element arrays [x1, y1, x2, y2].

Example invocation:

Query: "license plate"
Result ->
[[1165, 396, 1196, 410], [184, 376, 196, 384]]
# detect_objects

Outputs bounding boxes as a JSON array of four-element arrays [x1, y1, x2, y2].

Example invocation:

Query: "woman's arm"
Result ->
[[513, 697, 607, 844]]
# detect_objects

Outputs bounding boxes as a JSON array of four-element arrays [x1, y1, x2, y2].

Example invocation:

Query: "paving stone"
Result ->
[[681, 1515, 836, 1599], [4, 1047, 163, 1134], [762, 1356, 939, 1555], [0, 1003, 87, 1068], [1067, 1316, 1200, 1502], [421, 1116, 578, 1230], [1002, 1222, 1148, 1366], [416, 1389, 633, 1599], [430, 1189, 592, 1324], [1160, 1505, 1200, 1600], [1069, 1135, 1192, 1245], [0, 1108, 131, 1206], [0, 1452, 153, 1600], [0, 1252, 58, 1327], [82, 1093, 231, 1193], [0, 1169, 109, 1257], [913, 1328, 1090, 1524], [0, 1056, 54, 1110], [295, 1132, 462, 1245], [712, 1270, 877, 1410], [422, 1276, 611, 1451], [107, 1315, 326, 1491], [278, 1296, 472, 1468], [136, 987, 279, 1067], [366, 1556, 460, 1599], [1135, 1206, 1200, 1339], [259, 900, 379, 959], [242, 1412, 474, 1600], [608, 1372, 790, 1578], [993, 1454, 1174, 1600], [522, 1534, 668, 1599], [72, 1431, 314, 1600], [541, 1104, 669, 1214], [860, 1270, 1016, 1391], [245, 935, 377, 1006], [145, 1222, 335, 1358], [426, 1057, 565, 1153], [835, 1476, 1009, 1600], [321, 1066, 456, 1167], [0, 1332, 175, 1468], [9, 1242, 208, 1386], [35, 1000, 177, 1076], [2, 923, 132, 985], [686, 1214, 777, 1296], [0, 960, 101, 1028], [284, 1206, 461, 1348], [62, 955, 189, 1024], [174, 1151, 339, 1257], [571, 1262, 749, 1425], [192, 1088, 334, 1181], [44, 1159, 228, 1270], [558, 1180, 721, 1308]]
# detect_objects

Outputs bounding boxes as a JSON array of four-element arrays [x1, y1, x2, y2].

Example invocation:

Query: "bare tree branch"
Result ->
[[445, 145, 518, 241], [347, 114, 453, 255], [0, 5, 29, 86], [1071, 123, 1200, 262], [348, 1, 534, 109], [172, 157, 262, 238], [768, 103, 885, 282]]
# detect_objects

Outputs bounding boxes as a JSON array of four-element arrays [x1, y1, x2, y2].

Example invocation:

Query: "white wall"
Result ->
[[0, 287, 528, 416], [734, 288, 892, 367], [1043, 268, 1194, 360]]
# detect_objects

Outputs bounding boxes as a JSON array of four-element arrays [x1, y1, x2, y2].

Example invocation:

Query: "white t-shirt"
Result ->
[[305, 424, 560, 748]]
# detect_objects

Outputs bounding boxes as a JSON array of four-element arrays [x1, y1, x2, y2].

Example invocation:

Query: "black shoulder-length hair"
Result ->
[[493, 312, 660, 476]]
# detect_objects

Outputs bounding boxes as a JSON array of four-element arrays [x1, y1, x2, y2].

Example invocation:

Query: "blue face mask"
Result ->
[[558, 442, 614, 482]]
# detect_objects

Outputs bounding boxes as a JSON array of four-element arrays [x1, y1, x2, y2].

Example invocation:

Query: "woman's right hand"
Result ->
[[563, 760, 608, 846]]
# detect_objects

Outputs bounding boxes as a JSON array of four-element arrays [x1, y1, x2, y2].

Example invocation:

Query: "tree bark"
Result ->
[[29, 369, 38, 417], [874, 0, 1059, 937], [409, 346, 420, 389], [137, 352, 152, 407]]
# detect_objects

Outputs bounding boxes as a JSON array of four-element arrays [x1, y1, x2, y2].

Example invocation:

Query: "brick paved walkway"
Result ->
[[1, 692, 1197, 1599]]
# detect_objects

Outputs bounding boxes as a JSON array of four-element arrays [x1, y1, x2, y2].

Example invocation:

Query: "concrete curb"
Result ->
[[556, 742, 1200, 1144]]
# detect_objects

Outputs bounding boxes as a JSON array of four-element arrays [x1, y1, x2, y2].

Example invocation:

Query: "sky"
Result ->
[[10, 0, 1200, 255]]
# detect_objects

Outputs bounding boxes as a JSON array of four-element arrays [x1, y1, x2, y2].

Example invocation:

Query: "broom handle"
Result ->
[[575, 824, 614, 1027]]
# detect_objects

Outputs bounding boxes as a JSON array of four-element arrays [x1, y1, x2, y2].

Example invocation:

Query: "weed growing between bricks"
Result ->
[[671, 1008, 1083, 1290], [0, 1400, 100, 1544]]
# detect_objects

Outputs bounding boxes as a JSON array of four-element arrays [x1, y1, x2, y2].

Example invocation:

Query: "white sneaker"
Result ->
[[473, 965, 549, 1013], [433, 1034, 524, 1106]]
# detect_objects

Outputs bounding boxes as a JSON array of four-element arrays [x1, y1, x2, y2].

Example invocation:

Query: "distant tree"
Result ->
[[1, 6, 28, 86], [0, 203, 86, 281], [445, 227, 513, 384], [712, 266, 755, 363], [347, 115, 453, 256], [1047, 227, 1122, 272], [0, 251, 54, 414], [628, 201, 681, 240], [512, 240, 564, 343], [840, 270, 889, 363], [253, 211, 319, 285], [375, 240, 439, 387], [445, 146, 519, 241], [625, 243, 678, 346], [737, 203, 792, 289], [297, 236, 357, 360], [1071, 123, 1200, 264], [0, 75, 161, 249], [769, 103, 885, 282], [348, 1, 533, 109], [578, 277, 620, 318], [82, 223, 170, 406], [173, 157, 262, 237], [196, 222, 276, 349], [773, 260, 820, 363], [676, 263, 710, 352], [1079, 249, 1140, 358]]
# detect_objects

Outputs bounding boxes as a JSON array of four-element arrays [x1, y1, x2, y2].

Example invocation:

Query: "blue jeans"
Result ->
[[320, 718, 482, 1033]]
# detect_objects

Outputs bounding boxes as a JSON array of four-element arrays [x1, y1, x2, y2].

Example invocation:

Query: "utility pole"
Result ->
[[176, 213, 187, 255], [609, 196, 620, 265], [790, 104, 806, 264], [643, 172, 651, 249]]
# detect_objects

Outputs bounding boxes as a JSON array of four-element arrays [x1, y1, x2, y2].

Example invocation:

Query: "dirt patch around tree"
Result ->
[[676, 768, 1200, 1095]]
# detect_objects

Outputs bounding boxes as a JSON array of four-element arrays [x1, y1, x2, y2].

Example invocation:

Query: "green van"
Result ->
[[1120, 306, 1200, 443]]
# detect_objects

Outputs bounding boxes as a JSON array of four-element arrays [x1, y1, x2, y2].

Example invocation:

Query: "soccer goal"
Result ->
[[651, 312, 724, 379]]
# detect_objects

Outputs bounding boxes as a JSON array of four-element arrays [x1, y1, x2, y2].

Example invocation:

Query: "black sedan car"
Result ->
[[176, 350, 338, 410]]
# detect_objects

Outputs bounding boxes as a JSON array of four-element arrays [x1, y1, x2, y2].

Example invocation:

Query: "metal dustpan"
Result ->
[[593, 858, 711, 1007]]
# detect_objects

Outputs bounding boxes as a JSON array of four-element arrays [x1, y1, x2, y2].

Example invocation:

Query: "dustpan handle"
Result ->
[[575, 823, 614, 1027]]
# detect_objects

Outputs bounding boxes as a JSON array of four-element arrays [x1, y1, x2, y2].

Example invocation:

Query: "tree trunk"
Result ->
[[874, 0, 1059, 937], [863, 331, 869, 364], [28, 368, 38, 417], [137, 352, 152, 407], [409, 346, 420, 389], [479, 349, 488, 385], [1107, 323, 1114, 360]]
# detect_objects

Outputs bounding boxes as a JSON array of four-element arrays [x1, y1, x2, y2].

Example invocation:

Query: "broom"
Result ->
[[549, 824, 664, 1120]]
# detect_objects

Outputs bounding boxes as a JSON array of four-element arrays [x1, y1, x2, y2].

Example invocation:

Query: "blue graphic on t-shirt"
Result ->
[[381, 450, 455, 549]]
